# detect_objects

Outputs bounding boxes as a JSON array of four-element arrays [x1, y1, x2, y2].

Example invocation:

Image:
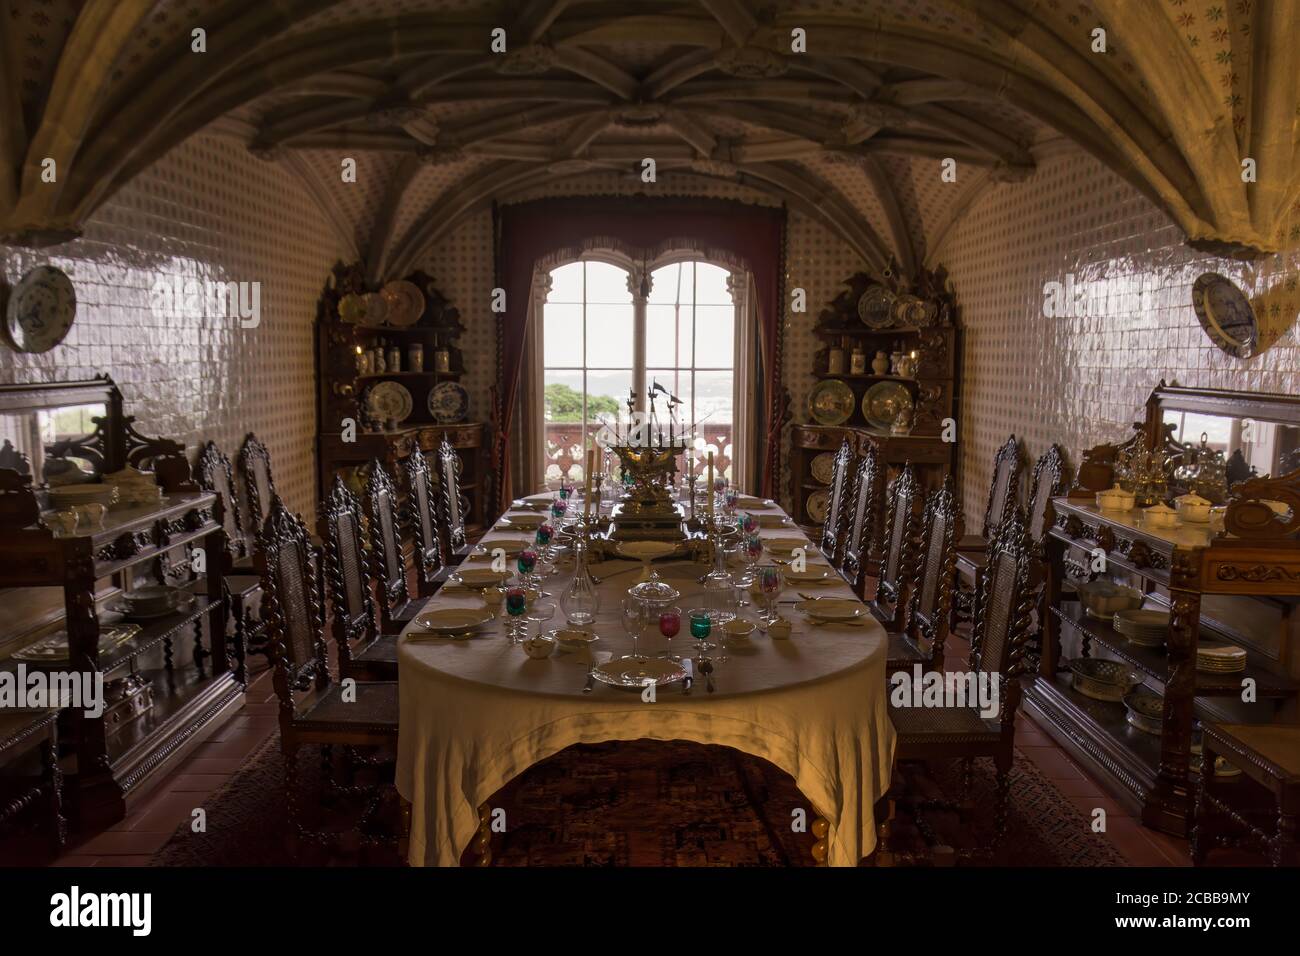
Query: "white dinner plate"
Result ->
[[501, 513, 545, 530], [795, 598, 865, 622], [451, 569, 510, 588], [782, 568, 838, 586], [413, 607, 494, 635], [764, 537, 808, 555], [591, 656, 687, 689]]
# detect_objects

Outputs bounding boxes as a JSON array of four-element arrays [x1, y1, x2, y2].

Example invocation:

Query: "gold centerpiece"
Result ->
[[607, 441, 689, 542]]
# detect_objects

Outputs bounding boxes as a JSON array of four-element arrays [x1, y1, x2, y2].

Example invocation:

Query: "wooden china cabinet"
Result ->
[[0, 378, 241, 829], [316, 262, 489, 534], [790, 268, 960, 526], [1027, 383, 1300, 836]]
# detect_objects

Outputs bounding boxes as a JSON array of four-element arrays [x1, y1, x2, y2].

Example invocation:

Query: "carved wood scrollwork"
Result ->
[[1214, 563, 1300, 583], [1224, 466, 1300, 541]]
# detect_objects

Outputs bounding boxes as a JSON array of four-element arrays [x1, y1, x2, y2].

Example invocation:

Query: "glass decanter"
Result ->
[[560, 537, 601, 628], [701, 527, 737, 626]]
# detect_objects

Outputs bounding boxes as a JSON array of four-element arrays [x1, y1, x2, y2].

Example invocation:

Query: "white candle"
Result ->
[[707, 452, 715, 520], [583, 448, 594, 520]]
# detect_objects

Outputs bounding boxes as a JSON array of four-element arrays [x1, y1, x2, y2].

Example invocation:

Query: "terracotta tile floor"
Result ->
[[36, 641, 1196, 868]]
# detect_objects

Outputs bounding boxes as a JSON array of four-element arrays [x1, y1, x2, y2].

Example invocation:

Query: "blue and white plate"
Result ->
[[428, 381, 469, 423], [5, 266, 75, 353]]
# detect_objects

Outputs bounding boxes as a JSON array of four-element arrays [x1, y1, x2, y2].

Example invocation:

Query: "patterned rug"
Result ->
[[151, 734, 1126, 867]]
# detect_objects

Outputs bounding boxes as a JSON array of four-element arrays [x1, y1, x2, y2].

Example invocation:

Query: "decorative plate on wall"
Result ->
[[4, 266, 76, 353], [381, 280, 424, 327], [361, 292, 389, 326], [808, 379, 855, 426], [862, 381, 913, 432], [892, 294, 923, 327], [338, 293, 365, 323], [806, 489, 830, 524], [810, 452, 836, 485], [365, 381, 413, 424], [1192, 273, 1257, 358], [857, 286, 895, 329], [428, 381, 470, 423]]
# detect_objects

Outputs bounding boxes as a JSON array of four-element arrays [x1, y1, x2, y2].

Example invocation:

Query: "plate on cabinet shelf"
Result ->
[[381, 280, 424, 327], [807, 379, 855, 426], [361, 292, 389, 326], [428, 381, 469, 423], [861, 381, 913, 431], [857, 286, 895, 329], [5, 266, 76, 353], [365, 381, 413, 424], [809, 452, 836, 485], [806, 490, 830, 524], [891, 294, 924, 327], [338, 293, 365, 323]]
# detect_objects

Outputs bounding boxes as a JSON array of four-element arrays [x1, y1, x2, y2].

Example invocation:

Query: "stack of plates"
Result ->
[[1113, 609, 1169, 648], [48, 483, 117, 509], [113, 585, 193, 619], [1196, 643, 1247, 674], [409, 607, 495, 640]]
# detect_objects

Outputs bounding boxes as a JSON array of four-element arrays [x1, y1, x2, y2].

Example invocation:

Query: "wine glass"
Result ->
[[524, 599, 556, 644], [622, 597, 646, 661], [658, 605, 682, 660], [757, 564, 783, 627], [688, 607, 714, 652], [504, 586, 528, 643]]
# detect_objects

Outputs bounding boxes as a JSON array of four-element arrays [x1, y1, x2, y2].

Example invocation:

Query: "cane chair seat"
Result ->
[[296, 681, 398, 732], [226, 573, 262, 599], [354, 632, 400, 667], [890, 704, 1002, 745], [886, 631, 927, 669], [955, 533, 987, 553]]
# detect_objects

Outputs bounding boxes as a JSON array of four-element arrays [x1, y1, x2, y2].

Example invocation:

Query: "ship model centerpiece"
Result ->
[[599, 383, 694, 544]]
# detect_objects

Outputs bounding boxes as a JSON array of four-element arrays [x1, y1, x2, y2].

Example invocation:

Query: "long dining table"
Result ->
[[395, 492, 896, 867]]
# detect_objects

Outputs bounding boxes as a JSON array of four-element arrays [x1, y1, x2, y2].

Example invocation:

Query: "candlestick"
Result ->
[[707, 452, 715, 521], [583, 448, 594, 520]]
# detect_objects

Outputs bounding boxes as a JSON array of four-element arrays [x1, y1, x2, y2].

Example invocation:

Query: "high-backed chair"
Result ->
[[953, 435, 1023, 624], [886, 476, 962, 674], [434, 438, 471, 563], [886, 506, 1035, 853], [366, 459, 435, 633], [239, 432, 276, 539], [868, 463, 921, 632], [819, 439, 855, 565], [195, 441, 266, 670], [321, 476, 396, 680], [257, 496, 397, 856], [839, 443, 883, 598], [404, 447, 447, 597]]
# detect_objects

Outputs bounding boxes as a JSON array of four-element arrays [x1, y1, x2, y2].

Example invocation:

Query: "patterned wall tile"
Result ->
[[0, 133, 351, 520], [942, 144, 1300, 517]]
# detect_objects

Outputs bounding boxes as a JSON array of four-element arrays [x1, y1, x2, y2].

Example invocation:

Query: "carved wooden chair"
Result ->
[[404, 447, 447, 597], [434, 437, 472, 564], [321, 476, 397, 681], [885, 506, 1035, 856], [195, 440, 266, 670], [839, 443, 884, 598], [953, 435, 1023, 624], [868, 463, 921, 632], [256, 495, 397, 856], [886, 476, 962, 675], [0, 709, 66, 854], [819, 439, 855, 565], [239, 432, 276, 538], [367, 459, 435, 633]]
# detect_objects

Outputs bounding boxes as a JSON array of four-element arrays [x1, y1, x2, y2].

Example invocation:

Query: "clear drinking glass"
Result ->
[[622, 597, 646, 661], [524, 600, 556, 643], [757, 564, 783, 626]]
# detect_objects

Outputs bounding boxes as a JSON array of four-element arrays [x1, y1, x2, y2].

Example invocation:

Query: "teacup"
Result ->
[[483, 587, 506, 612], [522, 634, 556, 659], [767, 617, 792, 639], [74, 503, 107, 530]]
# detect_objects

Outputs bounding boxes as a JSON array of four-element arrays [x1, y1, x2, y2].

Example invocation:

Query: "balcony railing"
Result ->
[[543, 421, 734, 489]]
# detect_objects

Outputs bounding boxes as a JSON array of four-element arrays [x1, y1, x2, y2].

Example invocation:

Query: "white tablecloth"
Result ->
[[395, 497, 896, 866]]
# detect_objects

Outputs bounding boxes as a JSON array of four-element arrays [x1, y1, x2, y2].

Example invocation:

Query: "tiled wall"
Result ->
[[0, 134, 350, 518], [943, 146, 1300, 518]]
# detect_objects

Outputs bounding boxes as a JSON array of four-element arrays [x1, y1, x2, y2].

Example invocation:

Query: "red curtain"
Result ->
[[491, 196, 788, 511]]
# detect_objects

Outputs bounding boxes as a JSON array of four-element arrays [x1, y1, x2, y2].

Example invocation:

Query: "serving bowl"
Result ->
[[1123, 686, 1163, 735], [1067, 658, 1142, 702], [1143, 503, 1180, 529], [1174, 492, 1212, 523], [1096, 484, 1135, 512]]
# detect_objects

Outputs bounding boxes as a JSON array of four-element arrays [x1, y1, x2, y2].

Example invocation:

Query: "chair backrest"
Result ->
[[840, 443, 883, 591], [905, 476, 963, 658], [876, 463, 920, 609], [970, 506, 1034, 729], [435, 438, 467, 558], [256, 496, 329, 714], [239, 433, 276, 533], [981, 435, 1022, 540], [320, 475, 376, 669], [365, 458, 409, 629], [195, 440, 247, 560], [404, 447, 444, 595], [1026, 444, 1069, 552], [820, 439, 855, 560]]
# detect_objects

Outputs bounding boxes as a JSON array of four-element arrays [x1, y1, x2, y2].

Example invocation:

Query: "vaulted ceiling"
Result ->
[[2, 0, 1297, 280]]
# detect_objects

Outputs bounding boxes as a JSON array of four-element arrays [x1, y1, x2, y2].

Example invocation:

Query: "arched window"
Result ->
[[536, 255, 742, 490]]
